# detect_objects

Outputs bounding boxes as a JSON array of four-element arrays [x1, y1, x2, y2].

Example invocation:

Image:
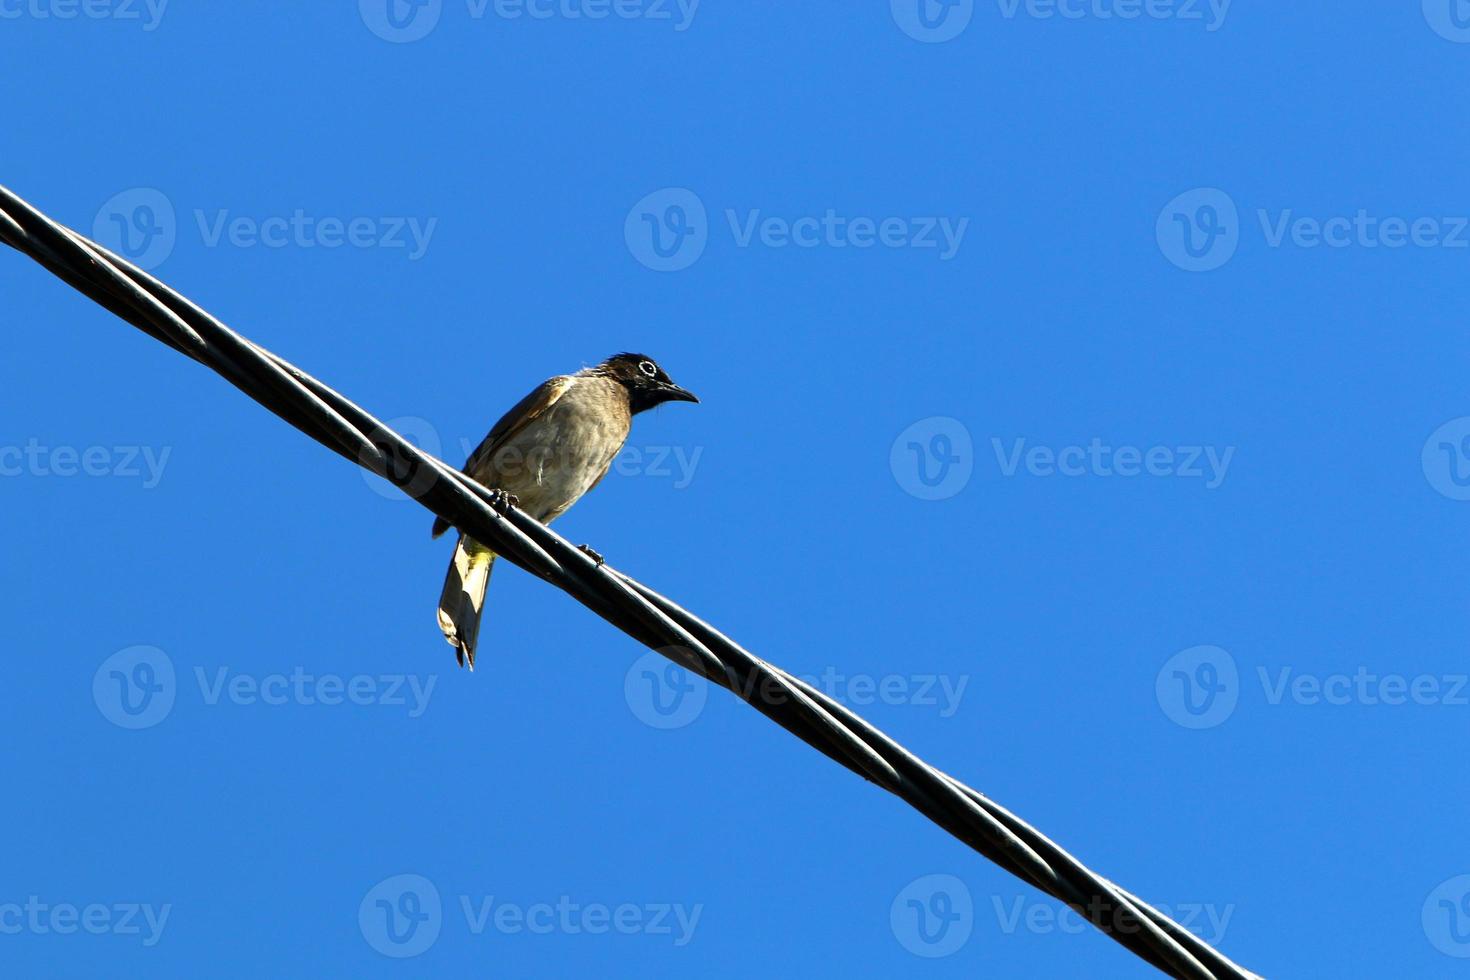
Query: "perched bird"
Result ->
[[432, 353, 699, 668]]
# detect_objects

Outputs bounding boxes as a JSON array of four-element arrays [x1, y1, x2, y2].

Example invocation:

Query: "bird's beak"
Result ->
[[662, 383, 699, 404]]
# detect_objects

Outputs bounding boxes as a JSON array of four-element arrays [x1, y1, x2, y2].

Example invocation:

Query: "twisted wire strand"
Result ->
[[0, 184, 1261, 980]]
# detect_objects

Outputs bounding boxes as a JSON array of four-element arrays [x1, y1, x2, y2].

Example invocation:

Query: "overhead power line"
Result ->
[[0, 184, 1261, 980]]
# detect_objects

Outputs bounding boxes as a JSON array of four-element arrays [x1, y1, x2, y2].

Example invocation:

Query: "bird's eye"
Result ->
[[638, 360, 658, 378]]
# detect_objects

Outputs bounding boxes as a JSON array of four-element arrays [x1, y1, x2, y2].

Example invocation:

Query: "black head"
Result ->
[[595, 353, 699, 414]]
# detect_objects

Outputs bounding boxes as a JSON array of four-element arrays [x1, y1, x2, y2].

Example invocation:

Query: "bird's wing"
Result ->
[[463, 374, 574, 477], [430, 375, 574, 538]]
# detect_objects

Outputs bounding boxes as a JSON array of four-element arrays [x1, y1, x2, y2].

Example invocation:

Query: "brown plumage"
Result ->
[[433, 353, 698, 668]]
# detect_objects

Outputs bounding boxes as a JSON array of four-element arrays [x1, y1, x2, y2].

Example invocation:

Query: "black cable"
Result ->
[[0, 184, 1262, 980]]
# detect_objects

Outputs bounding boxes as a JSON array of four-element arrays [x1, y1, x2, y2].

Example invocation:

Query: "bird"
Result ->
[[432, 353, 699, 669]]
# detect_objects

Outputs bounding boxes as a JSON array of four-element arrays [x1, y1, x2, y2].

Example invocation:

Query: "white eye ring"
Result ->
[[638, 360, 658, 378]]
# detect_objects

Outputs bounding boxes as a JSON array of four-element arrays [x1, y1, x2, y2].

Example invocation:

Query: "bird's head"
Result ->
[[595, 353, 699, 414]]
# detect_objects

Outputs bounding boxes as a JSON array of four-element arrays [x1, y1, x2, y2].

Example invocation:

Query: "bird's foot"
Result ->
[[487, 489, 520, 513], [577, 544, 605, 566]]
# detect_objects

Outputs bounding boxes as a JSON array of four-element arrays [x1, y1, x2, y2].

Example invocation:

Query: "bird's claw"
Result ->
[[488, 489, 520, 513], [578, 544, 605, 566]]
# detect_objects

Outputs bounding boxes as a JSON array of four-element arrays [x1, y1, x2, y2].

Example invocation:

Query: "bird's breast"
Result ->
[[485, 378, 631, 521]]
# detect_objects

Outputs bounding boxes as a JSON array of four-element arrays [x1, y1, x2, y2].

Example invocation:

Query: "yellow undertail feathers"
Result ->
[[437, 536, 496, 670]]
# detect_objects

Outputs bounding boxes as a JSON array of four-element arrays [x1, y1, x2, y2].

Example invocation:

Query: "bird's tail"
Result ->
[[437, 535, 496, 669]]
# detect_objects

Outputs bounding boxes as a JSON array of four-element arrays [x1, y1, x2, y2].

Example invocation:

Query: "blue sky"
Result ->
[[3, 2, 1470, 977]]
